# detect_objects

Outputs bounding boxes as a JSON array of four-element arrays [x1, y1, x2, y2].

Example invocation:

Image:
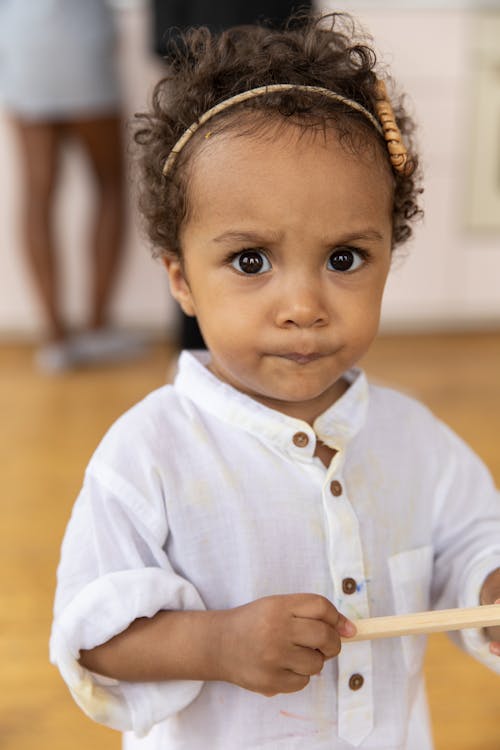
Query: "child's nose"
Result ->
[[275, 277, 328, 329]]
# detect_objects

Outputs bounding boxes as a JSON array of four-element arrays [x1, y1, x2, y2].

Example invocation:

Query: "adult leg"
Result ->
[[12, 119, 65, 340], [68, 114, 125, 330]]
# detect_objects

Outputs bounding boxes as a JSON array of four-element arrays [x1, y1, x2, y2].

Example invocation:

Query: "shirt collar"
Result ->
[[174, 351, 369, 460]]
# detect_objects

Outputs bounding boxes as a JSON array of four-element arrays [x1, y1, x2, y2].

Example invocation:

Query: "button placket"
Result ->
[[322, 473, 368, 612], [321, 468, 373, 745], [338, 642, 373, 744]]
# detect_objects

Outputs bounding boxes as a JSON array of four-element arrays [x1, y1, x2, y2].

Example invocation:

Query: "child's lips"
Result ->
[[276, 352, 324, 364]]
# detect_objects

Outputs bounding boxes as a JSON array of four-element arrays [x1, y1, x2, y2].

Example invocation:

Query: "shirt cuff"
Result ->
[[50, 567, 206, 736], [457, 553, 500, 673]]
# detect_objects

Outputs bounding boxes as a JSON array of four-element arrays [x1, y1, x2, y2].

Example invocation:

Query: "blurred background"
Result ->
[[1, 1, 500, 338], [1, 1, 499, 749]]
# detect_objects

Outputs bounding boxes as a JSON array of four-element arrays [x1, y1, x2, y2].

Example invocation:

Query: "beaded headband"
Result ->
[[162, 81, 413, 177]]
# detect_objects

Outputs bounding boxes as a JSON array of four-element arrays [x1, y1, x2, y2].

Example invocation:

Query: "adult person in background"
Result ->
[[150, 0, 312, 352], [0, 0, 140, 372]]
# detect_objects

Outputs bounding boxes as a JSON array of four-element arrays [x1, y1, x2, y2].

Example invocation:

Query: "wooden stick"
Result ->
[[342, 604, 500, 643]]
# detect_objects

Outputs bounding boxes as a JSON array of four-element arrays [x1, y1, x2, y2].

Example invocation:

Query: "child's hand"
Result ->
[[219, 594, 356, 696], [480, 567, 500, 655]]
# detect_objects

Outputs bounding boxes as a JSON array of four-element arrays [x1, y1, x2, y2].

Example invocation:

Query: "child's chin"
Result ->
[[263, 381, 337, 404]]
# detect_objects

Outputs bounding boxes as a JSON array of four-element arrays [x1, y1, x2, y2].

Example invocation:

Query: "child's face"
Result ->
[[165, 122, 393, 422]]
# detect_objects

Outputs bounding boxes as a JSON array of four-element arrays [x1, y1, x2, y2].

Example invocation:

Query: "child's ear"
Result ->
[[161, 256, 196, 316]]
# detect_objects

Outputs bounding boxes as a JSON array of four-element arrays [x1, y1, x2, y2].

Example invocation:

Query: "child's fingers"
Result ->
[[290, 594, 357, 638], [485, 599, 500, 646], [489, 641, 500, 657], [291, 618, 343, 659], [336, 612, 357, 638], [269, 672, 311, 696], [286, 644, 325, 676]]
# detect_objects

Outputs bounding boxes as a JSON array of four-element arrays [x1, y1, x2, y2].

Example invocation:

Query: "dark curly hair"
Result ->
[[134, 12, 423, 258]]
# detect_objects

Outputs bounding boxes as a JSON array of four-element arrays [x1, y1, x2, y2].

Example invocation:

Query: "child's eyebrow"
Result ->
[[212, 230, 282, 246], [331, 230, 386, 244], [212, 229, 386, 245]]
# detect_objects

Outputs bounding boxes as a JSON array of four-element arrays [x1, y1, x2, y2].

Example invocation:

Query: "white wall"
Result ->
[[0, 4, 499, 337]]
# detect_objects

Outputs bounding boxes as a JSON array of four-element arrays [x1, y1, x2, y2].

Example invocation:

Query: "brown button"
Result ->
[[292, 431, 309, 448], [349, 673, 364, 691], [330, 480, 343, 497], [342, 577, 357, 595]]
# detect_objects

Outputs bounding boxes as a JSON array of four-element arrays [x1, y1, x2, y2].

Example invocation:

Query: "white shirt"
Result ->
[[50, 351, 500, 750]]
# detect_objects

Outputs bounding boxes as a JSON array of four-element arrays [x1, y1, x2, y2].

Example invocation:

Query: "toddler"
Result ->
[[50, 12, 500, 749]]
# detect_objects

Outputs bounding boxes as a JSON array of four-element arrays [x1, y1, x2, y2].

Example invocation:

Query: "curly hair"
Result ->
[[134, 12, 423, 258]]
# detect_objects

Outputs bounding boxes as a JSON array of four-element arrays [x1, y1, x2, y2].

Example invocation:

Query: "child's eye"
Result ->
[[327, 247, 366, 273], [230, 249, 271, 275]]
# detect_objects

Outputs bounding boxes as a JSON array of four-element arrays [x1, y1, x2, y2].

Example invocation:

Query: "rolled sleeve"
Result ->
[[457, 554, 500, 674], [431, 421, 500, 673], [50, 464, 207, 735]]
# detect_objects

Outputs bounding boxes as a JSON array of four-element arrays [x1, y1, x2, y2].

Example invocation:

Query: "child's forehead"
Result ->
[[199, 116, 326, 161], [182, 118, 394, 233], [186, 114, 392, 188]]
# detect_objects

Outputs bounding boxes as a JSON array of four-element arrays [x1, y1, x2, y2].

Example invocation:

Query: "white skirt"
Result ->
[[0, 0, 121, 120]]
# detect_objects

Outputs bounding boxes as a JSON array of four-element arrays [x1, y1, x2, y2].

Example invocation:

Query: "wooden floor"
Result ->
[[1, 331, 500, 750]]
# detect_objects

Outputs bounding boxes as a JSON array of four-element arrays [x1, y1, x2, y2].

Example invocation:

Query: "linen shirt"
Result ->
[[50, 351, 500, 750]]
